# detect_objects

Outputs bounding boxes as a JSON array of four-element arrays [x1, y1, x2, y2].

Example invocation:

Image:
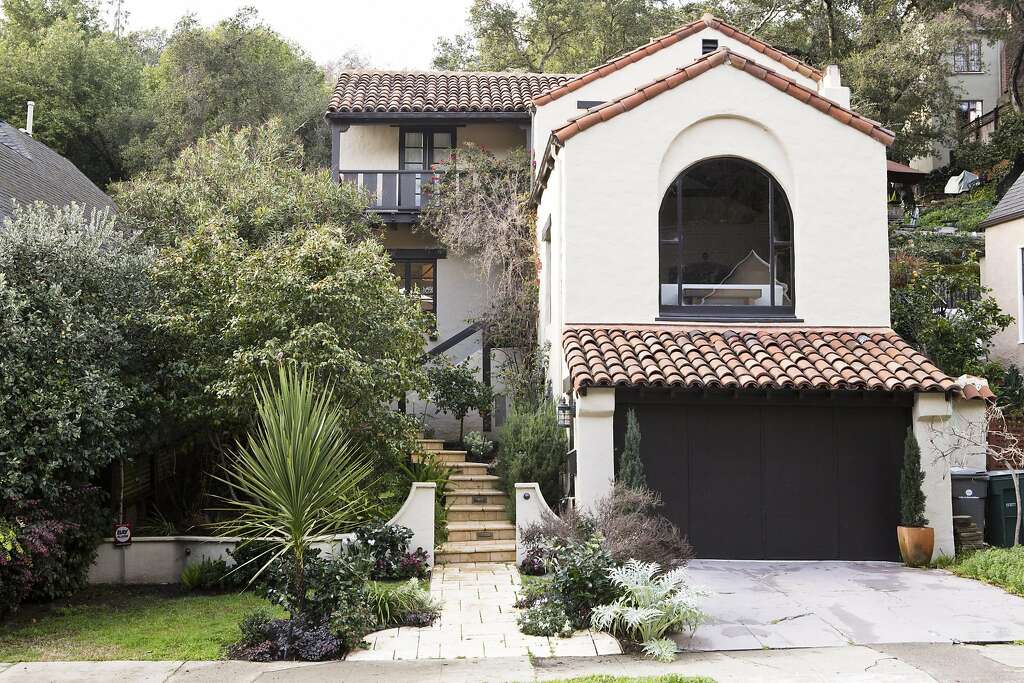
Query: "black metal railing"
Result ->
[[339, 170, 438, 212]]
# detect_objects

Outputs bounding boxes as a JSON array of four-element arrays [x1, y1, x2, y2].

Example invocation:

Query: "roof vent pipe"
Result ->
[[20, 101, 34, 137]]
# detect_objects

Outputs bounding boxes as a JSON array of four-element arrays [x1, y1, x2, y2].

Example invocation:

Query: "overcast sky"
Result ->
[[116, 0, 473, 69]]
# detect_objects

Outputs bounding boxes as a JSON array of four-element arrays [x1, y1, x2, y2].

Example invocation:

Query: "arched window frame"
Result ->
[[658, 156, 796, 320]]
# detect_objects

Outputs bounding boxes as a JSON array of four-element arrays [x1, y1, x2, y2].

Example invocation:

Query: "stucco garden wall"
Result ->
[[981, 218, 1024, 368], [549, 64, 890, 333]]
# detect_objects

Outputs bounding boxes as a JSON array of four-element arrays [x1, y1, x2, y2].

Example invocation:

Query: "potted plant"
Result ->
[[898, 428, 933, 567]]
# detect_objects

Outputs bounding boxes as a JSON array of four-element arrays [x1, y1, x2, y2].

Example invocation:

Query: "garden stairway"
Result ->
[[415, 438, 516, 565]]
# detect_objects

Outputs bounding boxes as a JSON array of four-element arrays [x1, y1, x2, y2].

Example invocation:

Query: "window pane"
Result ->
[[409, 261, 435, 312], [433, 132, 452, 149], [658, 158, 793, 311], [405, 132, 424, 148], [404, 148, 423, 164]]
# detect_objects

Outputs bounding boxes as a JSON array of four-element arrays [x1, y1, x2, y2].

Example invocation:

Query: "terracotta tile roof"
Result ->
[[552, 48, 894, 146], [562, 326, 983, 399], [326, 70, 574, 114], [532, 14, 822, 108]]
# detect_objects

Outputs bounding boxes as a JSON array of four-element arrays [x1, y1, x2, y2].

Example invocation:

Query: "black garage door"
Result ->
[[613, 390, 912, 561]]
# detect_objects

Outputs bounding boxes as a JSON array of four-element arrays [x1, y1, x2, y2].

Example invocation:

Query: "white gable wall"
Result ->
[[532, 27, 820, 165], [541, 65, 889, 393]]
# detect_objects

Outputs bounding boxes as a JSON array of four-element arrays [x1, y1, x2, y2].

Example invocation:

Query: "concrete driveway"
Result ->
[[675, 560, 1024, 651]]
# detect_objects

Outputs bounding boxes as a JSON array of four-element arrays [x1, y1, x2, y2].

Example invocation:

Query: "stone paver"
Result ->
[[347, 562, 622, 661], [676, 559, 1024, 652]]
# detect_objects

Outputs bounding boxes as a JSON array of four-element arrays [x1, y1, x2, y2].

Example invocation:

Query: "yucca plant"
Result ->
[[214, 365, 380, 618], [590, 560, 705, 662]]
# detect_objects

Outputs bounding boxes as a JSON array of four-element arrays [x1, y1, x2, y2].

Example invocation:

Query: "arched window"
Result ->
[[659, 157, 794, 317]]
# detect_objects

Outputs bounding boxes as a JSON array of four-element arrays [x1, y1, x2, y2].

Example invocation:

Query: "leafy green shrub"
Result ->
[[225, 609, 342, 662], [368, 579, 440, 627], [917, 184, 997, 232], [591, 560, 705, 662], [181, 558, 229, 591], [224, 540, 279, 589], [355, 524, 428, 581], [426, 357, 494, 441], [495, 399, 567, 511], [0, 203, 150, 505], [899, 429, 928, 528], [464, 431, 495, 460], [546, 535, 619, 629], [517, 596, 575, 637]]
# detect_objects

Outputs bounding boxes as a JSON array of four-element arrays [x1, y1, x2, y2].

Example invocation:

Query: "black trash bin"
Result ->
[[986, 470, 1024, 547], [951, 467, 989, 533]]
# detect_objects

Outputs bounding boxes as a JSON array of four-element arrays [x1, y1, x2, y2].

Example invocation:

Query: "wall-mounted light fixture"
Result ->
[[556, 393, 575, 429]]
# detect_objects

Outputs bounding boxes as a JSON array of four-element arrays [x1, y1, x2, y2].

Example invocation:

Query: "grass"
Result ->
[[543, 677, 715, 683], [941, 546, 1024, 596], [0, 584, 282, 661]]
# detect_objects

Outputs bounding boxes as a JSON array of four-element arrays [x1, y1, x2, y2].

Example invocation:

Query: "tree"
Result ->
[[891, 264, 1012, 377], [0, 0, 146, 184], [125, 9, 329, 173], [899, 428, 928, 528], [0, 203, 151, 504], [432, 0, 693, 72], [215, 365, 380, 616], [113, 122, 431, 465], [618, 409, 646, 489], [425, 357, 494, 442], [419, 145, 537, 353]]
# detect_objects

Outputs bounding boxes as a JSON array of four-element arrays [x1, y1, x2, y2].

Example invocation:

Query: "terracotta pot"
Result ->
[[897, 526, 935, 567]]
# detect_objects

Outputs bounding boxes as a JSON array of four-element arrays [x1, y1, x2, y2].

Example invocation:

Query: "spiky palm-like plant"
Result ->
[[215, 365, 380, 618]]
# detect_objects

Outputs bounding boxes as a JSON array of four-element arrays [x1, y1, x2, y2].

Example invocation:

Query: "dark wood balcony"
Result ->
[[339, 170, 437, 219]]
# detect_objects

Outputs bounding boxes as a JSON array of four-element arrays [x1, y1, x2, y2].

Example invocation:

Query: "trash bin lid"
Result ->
[[951, 467, 987, 477], [987, 469, 1024, 478]]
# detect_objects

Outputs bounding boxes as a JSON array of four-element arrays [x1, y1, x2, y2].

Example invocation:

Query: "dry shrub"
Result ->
[[521, 484, 694, 568]]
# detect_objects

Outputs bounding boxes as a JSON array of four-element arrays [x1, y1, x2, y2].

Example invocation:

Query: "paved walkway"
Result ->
[[677, 560, 1024, 651], [347, 562, 621, 660], [4, 644, 1024, 681]]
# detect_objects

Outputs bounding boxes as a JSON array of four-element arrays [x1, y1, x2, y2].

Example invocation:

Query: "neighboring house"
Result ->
[[980, 171, 1024, 367], [913, 26, 1009, 172], [0, 120, 115, 221], [328, 14, 989, 562]]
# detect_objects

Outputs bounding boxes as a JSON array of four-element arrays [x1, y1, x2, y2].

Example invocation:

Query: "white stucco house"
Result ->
[[327, 15, 990, 562], [980, 171, 1024, 368]]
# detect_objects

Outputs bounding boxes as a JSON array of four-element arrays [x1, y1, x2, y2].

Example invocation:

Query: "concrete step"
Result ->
[[449, 474, 501, 490], [446, 520, 516, 542], [435, 539, 516, 564], [417, 439, 445, 452], [448, 504, 510, 522], [449, 489, 507, 506]]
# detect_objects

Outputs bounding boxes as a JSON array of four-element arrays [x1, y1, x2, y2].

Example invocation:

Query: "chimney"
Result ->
[[20, 101, 34, 137], [819, 66, 850, 110]]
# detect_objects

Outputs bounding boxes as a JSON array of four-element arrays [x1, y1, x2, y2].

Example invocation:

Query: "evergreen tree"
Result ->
[[618, 408, 646, 489], [899, 428, 928, 528]]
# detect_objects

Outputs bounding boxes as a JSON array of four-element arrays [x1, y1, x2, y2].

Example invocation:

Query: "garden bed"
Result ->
[[941, 546, 1024, 595], [0, 585, 282, 661]]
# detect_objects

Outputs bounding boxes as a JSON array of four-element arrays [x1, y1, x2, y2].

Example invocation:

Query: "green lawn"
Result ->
[[0, 585, 281, 661], [942, 546, 1024, 596], [543, 677, 715, 683]]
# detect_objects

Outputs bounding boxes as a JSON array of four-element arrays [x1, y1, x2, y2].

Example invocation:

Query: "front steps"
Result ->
[[416, 438, 515, 565]]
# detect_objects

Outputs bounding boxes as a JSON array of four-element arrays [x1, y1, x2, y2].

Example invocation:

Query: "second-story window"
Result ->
[[953, 41, 982, 73], [400, 129, 455, 207], [659, 157, 794, 318]]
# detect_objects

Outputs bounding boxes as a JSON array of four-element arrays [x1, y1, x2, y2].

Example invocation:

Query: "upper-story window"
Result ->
[[958, 100, 984, 127], [659, 157, 794, 318], [400, 128, 455, 170], [953, 41, 982, 73]]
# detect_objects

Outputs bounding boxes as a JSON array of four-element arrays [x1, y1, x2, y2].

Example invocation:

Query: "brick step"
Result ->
[[448, 504, 509, 522], [449, 474, 501, 490], [447, 520, 515, 542], [435, 539, 516, 564], [449, 489, 507, 506]]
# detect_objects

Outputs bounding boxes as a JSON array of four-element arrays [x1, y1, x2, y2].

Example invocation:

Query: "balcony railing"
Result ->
[[339, 170, 437, 212]]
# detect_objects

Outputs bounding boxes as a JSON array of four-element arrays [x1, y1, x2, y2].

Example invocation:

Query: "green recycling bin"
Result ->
[[985, 470, 1024, 547]]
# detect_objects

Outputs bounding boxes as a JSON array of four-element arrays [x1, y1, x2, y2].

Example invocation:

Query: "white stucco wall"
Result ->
[[548, 64, 889, 338], [915, 393, 988, 560], [573, 387, 616, 512], [982, 218, 1024, 368], [531, 26, 821, 165]]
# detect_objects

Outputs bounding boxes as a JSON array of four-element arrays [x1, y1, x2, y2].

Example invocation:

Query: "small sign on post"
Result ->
[[113, 522, 132, 547]]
